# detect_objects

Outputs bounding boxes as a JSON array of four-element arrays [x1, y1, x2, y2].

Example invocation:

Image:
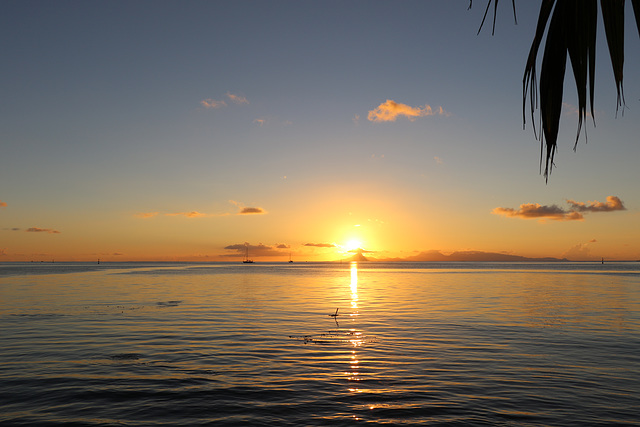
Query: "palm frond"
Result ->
[[523, 0, 600, 180], [523, 0, 555, 141], [474, 1, 639, 181], [539, 1, 569, 179], [633, 0, 640, 36]]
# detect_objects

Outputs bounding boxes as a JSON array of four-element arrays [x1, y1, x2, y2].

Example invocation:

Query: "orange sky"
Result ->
[[2, 2, 639, 262]]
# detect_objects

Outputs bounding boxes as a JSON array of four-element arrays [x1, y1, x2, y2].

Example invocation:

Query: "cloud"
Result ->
[[304, 243, 336, 248], [563, 102, 595, 119], [224, 243, 275, 251], [0, 248, 6, 256], [353, 114, 360, 125], [138, 209, 237, 218], [201, 98, 227, 109], [493, 195, 626, 222], [224, 201, 268, 216], [201, 92, 249, 109], [223, 242, 284, 257], [135, 212, 159, 218], [253, 118, 266, 126], [276, 243, 290, 249], [367, 100, 449, 122], [226, 92, 249, 105], [224, 243, 250, 251], [26, 227, 61, 234], [348, 248, 376, 254], [562, 240, 598, 261], [434, 156, 443, 165], [229, 201, 266, 215], [165, 211, 207, 218], [492, 204, 583, 221], [239, 207, 265, 215], [567, 196, 626, 212], [0, 200, 7, 207]]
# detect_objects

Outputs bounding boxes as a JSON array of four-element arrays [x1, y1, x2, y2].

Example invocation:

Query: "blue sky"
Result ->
[[1, 1, 639, 261]]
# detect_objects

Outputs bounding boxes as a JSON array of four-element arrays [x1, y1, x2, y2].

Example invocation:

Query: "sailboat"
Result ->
[[243, 244, 254, 264], [289, 252, 293, 263]]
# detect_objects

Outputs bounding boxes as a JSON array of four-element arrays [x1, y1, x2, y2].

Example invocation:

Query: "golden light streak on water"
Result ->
[[350, 261, 358, 319]]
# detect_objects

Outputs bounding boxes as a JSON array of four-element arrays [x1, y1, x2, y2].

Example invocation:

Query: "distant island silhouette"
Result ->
[[344, 250, 568, 263]]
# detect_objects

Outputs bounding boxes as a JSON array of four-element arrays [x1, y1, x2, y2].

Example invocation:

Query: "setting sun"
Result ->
[[344, 239, 363, 252]]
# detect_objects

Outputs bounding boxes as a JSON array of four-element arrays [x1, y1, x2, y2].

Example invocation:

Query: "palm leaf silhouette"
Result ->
[[473, 0, 640, 181]]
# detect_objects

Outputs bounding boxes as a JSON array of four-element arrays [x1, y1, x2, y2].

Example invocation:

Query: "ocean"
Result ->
[[1, 261, 639, 426]]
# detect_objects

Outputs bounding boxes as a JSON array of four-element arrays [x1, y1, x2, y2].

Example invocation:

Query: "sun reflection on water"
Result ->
[[347, 262, 363, 394], [350, 261, 358, 320]]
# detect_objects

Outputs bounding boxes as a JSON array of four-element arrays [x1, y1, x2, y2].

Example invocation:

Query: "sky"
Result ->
[[1, 1, 639, 262]]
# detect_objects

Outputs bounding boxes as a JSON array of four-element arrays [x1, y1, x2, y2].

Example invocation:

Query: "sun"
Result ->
[[344, 239, 362, 252]]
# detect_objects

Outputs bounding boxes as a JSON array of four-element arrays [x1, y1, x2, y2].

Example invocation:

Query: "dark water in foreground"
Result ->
[[1, 261, 639, 426]]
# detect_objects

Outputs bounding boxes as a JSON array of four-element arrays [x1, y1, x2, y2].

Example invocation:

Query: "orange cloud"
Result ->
[[304, 242, 336, 248], [201, 98, 227, 109], [228, 200, 266, 215], [253, 118, 266, 126], [567, 196, 626, 212], [239, 207, 265, 215], [493, 195, 626, 222], [492, 204, 582, 221], [0, 200, 7, 207], [223, 242, 283, 257], [26, 227, 61, 234], [135, 212, 159, 218], [562, 239, 599, 260], [165, 211, 207, 218], [367, 100, 449, 122]]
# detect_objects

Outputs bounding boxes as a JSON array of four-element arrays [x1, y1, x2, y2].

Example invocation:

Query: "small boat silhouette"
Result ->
[[242, 244, 254, 264]]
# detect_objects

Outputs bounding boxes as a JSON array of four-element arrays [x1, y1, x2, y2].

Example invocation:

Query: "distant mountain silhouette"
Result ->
[[347, 251, 369, 262], [373, 250, 568, 263]]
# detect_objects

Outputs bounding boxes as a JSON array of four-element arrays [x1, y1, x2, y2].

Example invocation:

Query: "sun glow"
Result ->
[[344, 239, 362, 252]]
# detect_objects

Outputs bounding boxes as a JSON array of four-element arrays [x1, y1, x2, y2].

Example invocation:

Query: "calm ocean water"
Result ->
[[1, 261, 639, 426]]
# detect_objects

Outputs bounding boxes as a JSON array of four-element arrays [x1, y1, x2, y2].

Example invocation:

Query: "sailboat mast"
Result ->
[[243, 243, 254, 263]]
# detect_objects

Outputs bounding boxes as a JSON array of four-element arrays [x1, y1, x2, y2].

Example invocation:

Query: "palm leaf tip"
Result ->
[[470, 0, 517, 35], [601, 0, 627, 114]]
